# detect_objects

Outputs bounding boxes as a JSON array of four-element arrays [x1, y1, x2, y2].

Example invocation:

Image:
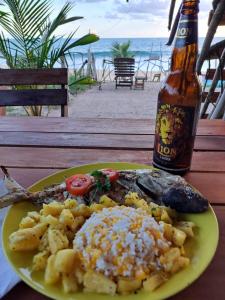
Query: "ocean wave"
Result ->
[[69, 50, 171, 59]]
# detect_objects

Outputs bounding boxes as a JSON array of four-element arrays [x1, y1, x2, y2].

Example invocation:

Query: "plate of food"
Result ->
[[1, 162, 219, 300]]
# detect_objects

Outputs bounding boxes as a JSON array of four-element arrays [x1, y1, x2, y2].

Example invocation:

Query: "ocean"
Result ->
[[0, 37, 223, 75], [70, 37, 172, 74], [67, 37, 224, 74]]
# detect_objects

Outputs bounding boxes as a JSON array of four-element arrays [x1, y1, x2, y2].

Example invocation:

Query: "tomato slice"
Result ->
[[101, 169, 119, 182], [65, 174, 92, 196]]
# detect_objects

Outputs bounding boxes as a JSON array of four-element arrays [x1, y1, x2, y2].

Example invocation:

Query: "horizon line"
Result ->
[[83, 36, 224, 39]]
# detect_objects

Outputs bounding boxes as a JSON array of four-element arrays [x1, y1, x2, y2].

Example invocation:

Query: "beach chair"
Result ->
[[0, 68, 68, 116], [134, 76, 145, 89], [151, 73, 161, 82], [114, 58, 135, 89]]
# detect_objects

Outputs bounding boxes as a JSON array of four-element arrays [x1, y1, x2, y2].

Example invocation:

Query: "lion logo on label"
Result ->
[[156, 104, 186, 145]]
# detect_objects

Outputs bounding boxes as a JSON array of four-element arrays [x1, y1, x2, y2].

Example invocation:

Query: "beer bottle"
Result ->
[[153, 0, 201, 174]]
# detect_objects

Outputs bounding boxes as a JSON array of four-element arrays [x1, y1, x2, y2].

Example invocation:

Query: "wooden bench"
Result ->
[[0, 68, 68, 117], [114, 58, 135, 89]]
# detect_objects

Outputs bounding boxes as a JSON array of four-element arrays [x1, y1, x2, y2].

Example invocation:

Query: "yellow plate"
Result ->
[[2, 162, 219, 300]]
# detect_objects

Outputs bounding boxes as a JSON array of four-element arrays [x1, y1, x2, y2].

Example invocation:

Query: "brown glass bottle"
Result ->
[[153, 0, 201, 175]]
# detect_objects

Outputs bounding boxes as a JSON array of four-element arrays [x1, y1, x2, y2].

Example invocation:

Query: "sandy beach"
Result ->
[[48, 81, 161, 119], [5, 78, 212, 119]]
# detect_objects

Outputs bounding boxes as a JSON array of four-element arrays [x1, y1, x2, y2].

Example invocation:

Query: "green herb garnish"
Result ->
[[91, 170, 111, 192]]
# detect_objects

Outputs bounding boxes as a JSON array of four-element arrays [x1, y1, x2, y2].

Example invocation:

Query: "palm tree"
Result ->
[[0, 0, 99, 69], [0, 0, 99, 116], [111, 40, 134, 58]]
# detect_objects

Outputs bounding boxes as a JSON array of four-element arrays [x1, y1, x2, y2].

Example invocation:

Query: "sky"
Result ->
[[53, 0, 225, 38]]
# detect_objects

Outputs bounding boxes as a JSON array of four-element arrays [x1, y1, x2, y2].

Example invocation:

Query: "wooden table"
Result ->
[[1, 116, 225, 300]]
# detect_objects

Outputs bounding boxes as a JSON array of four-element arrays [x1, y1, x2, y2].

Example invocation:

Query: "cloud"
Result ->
[[104, 12, 122, 20], [109, 0, 212, 23], [54, 0, 216, 38], [115, 0, 168, 16], [200, 0, 212, 12], [78, 0, 105, 2], [129, 13, 151, 21], [103, 0, 169, 23]]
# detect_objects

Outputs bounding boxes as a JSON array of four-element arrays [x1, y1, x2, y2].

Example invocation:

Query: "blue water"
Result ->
[[75, 37, 172, 58], [71, 37, 172, 71], [0, 37, 223, 73], [66, 37, 224, 72]]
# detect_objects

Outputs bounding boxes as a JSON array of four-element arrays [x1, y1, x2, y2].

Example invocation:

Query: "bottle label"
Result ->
[[175, 15, 198, 48], [153, 104, 195, 168]]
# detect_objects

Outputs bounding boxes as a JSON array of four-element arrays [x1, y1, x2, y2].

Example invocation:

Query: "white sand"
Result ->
[[49, 81, 162, 119]]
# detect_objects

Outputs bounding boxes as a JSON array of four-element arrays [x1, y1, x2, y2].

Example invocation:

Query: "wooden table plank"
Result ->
[[0, 168, 60, 188], [1, 148, 225, 172], [0, 117, 154, 134], [0, 132, 224, 151], [1, 167, 224, 205], [196, 119, 225, 135], [0, 148, 152, 169], [191, 151, 225, 171], [184, 172, 225, 205], [0, 117, 224, 136], [3, 205, 224, 300]]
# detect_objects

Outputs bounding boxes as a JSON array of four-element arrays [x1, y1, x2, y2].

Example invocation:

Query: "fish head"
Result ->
[[136, 168, 183, 199], [162, 185, 209, 213]]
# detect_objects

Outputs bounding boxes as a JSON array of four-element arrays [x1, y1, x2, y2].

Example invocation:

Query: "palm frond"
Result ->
[[35, 36, 62, 68], [0, 0, 99, 71], [61, 16, 83, 25], [43, 2, 82, 40], [47, 32, 77, 67], [0, 32, 15, 67], [111, 40, 133, 58], [0, 0, 51, 62], [64, 33, 99, 52]]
